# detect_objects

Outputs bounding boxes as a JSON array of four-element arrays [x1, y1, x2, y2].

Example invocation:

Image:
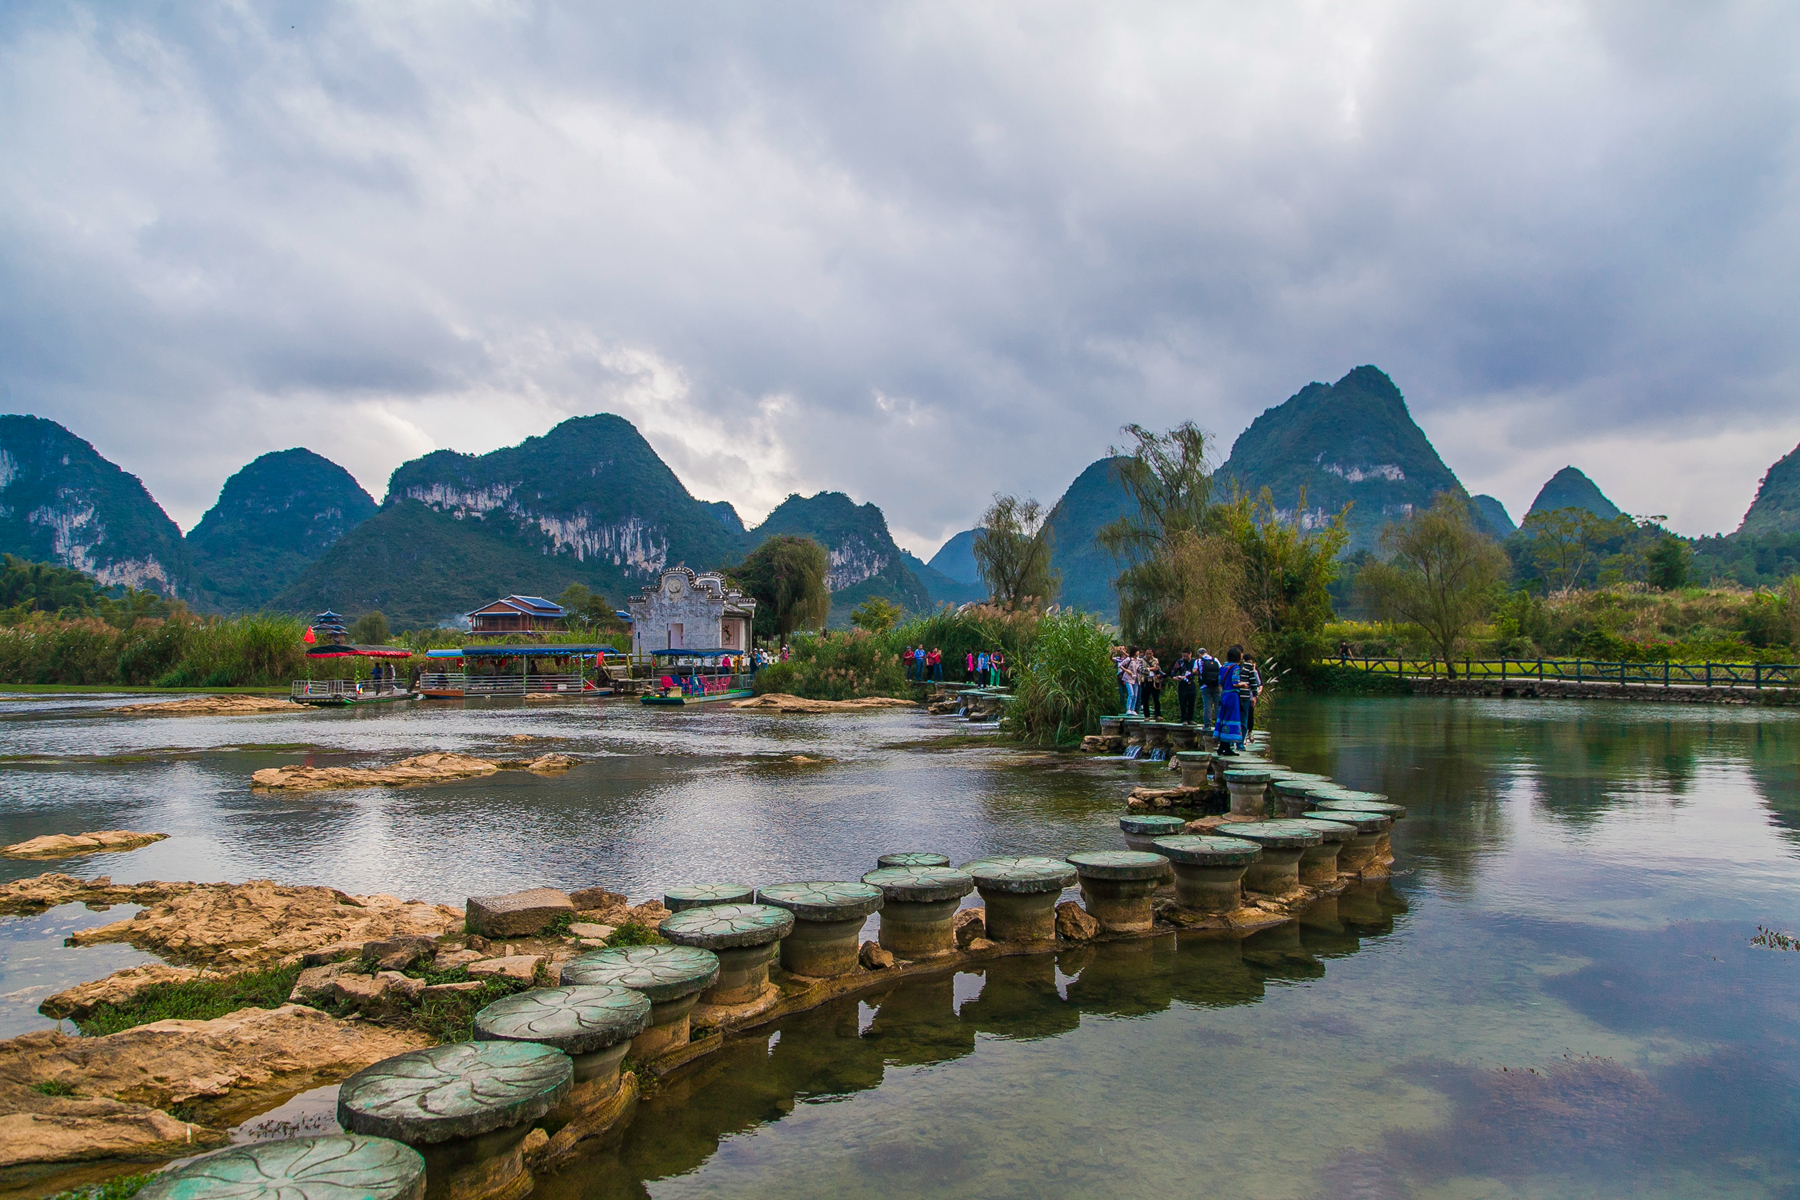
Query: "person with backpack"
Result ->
[[1174, 652, 1197, 724], [1197, 649, 1222, 729], [1241, 654, 1263, 735]]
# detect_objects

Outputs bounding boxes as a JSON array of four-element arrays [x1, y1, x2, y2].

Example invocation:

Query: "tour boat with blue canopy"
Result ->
[[642, 648, 756, 705], [418, 644, 626, 699]]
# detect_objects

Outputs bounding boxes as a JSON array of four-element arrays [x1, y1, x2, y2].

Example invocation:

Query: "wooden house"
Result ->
[[467, 594, 567, 637]]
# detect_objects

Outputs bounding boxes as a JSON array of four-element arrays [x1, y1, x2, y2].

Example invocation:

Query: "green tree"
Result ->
[[1222, 485, 1349, 667], [1645, 534, 1692, 592], [736, 535, 831, 640], [349, 611, 390, 645], [1359, 494, 1509, 676], [972, 494, 1059, 608], [557, 583, 623, 632], [849, 596, 902, 633]]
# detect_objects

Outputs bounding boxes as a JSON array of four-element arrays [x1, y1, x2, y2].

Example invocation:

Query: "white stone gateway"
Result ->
[[627, 567, 756, 655]]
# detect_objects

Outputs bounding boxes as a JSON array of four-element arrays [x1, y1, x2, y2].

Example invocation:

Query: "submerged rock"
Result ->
[[0, 1004, 428, 1169], [729, 693, 919, 713], [250, 752, 577, 792], [112, 695, 295, 717], [1, 831, 168, 860]]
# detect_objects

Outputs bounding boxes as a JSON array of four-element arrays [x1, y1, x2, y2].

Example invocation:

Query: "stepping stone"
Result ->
[[1313, 796, 1407, 819], [475, 985, 649, 1104], [1221, 769, 1272, 817], [1119, 814, 1188, 854], [1271, 778, 1336, 818], [561, 944, 720, 1059], [876, 852, 951, 869], [464, 888, 574, 938], [1297, 809, 1395, 872], [1066, 850, 1172, 933], [659, 903, 795, 1005], [663, 883, 755, 913], [337, 1042, 572, 1200], [1293, 818, 1356, 883], [1314, 787, 1393, 806], [136, 1135, 426, 1200], [1214, 820, 1326, 894], [756, 882, 885, 978], [862, 866, 975, 958], [1150, 834, 1263, 912], [1173, 750, 1216, 790], [960, 856, 1078, 942]]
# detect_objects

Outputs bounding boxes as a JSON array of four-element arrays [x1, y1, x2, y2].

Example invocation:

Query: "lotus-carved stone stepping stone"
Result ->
[[1221, 769, 1272, 817], [1214, 820, 1325, 894], [961, 857, 1078, 942], [876, 852, 951, 869], [862, 865, 975, 958], [1292, 817, 1355, 883], [1271, 777, 1335, 817], [475, 985, 648, 1105], [755, 881, 884, 978], [560, 944, 720, 1059], [1066, 850, 1172, 933], [1296, 808, 1395, 873], [659, 903, 794, 1005], [662, 883, 755, 913], [1119, 814, 1188, 854], [1313, 796, 1406, 819], [136, 1135, 426, 1200], [1150, 834, 1262, 912], [337, 1041, 572, 1200]]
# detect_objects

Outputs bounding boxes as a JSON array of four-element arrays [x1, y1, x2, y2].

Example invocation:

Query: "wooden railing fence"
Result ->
[[1337, 656, 1799, 689]]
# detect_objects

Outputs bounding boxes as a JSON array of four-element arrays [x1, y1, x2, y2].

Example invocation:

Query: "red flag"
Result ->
[[303, 626, 316, 645]]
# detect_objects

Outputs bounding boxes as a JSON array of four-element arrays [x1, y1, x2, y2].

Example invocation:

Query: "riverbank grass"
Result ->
[[73, 965, 304, 1035]]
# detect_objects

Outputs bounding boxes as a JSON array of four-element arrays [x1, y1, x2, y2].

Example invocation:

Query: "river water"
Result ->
[[1, 692, 1797, 1198]]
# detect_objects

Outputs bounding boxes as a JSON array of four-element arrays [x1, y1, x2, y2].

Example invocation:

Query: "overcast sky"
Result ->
[[3, 2, 1797, 553]]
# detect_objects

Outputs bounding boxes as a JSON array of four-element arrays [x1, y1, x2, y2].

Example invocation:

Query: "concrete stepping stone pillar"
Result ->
[[1142, 722, 1173, 752], [559, 945, 720, 1060], [1099, 716, 1123, 739], [1150, 834, 1261, 911], [1213, 820, 1325, 895], [1120, 814, 1188, 854], [473, 985, 649, 1114], [135, 1135, 427, 1200], [876, 852, 951, 869], [658, 904, 795, 1006], [755, 882, 886, 978], [1294, 809, 1394, 873], [1292, 818, 1355, 883], [1222, 768, 1272, 816], [861, 865, 975, 958], [337, 1041, 572, 1200], [1066, 851, 1173, 933], [1271, 778, 1333, 818], [1311, 792, 1403, 865], [961, 856, 1079, 942], [662, 883, 754, 913], [1167, 724, 1199, 751], [1174, 750, 1214, 790], [1121, 717, 1145, 746]]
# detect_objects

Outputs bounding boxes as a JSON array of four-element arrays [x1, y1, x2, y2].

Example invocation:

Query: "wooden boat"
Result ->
[[291, 643, 418, 707], [641, 649, 756, 706]]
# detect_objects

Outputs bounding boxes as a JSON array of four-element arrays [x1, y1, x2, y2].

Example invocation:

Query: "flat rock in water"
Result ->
[[474, 985, 650, 1053], [338, 1042, 573, 1144], [136, 1134, 427, 1200], [876, 852, 950, 869], [729, 693, 918, 713], [466, 888, 574, 937], [1066, 851, 1174, 881], [112, 695, 295, 717], [2, 831, 167, 859]]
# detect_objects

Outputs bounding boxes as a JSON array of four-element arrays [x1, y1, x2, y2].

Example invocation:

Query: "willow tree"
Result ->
[[1099, 422, 1251, 650], [1358, 493, 1508, 675], [973, 494, 1059, 609], [736, 535, 831, 640]]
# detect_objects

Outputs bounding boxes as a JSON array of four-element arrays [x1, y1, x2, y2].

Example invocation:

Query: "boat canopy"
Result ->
[[649, 648, 738, 658], [459, 644, 621, 657], [305, 643, 411, 659]]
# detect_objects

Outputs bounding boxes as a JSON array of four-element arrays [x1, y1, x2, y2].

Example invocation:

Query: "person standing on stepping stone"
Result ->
[[1174, 652, 1197, 724]]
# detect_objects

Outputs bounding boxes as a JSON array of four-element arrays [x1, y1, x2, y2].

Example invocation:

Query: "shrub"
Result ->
[[1005, 610, 1117, 745], [753, 631, 906, 699]]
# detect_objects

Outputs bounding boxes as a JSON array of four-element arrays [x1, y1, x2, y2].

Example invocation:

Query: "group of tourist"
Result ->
[[1113, 643, 1263, 753], [901, 646, 1007, 685], [903, 646, 944, 681]]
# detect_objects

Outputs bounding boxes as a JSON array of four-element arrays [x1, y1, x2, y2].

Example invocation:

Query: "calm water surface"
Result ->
[[1, 692, 1797, 1198]]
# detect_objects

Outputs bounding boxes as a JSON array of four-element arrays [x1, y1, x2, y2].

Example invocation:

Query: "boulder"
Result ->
[[466, 955, 545, 982], [289, 963, 351, 1005], [966, 937, 996, 952], [39, 963, 203, 1021], [326, 973, 389, 1009], [465, 888, 574, 937], [361, 935, 436, 971], [568, 887, 626, 911], [431, 948, 484, 972], [301, 942, 364, 967], [1055, 900, 1099, 942], [567, 922, 614, 941], [859, 941, 896, 970], [377, 972, 426, 1001], [953, 907, 987, 948], [419, 981, 485, 1000]]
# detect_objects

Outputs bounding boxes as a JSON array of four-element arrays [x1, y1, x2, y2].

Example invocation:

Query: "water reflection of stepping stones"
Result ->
[[756, 881, 885, 921], [861, 865, 975, 902], [474, 985, 649, 1054], [663, 883, 755, 912], [659, 903, 795, 948], [1215, 820, 1325, 848], [337, 1042, 572, 1144], [877, 851, 950, 868], [960, 856, 1079, 893], [559, 945, 720, 1000], [1066, 850, 1173, 880], [135, 1134, 426, 1200], [1150, 835, 1263, 865]]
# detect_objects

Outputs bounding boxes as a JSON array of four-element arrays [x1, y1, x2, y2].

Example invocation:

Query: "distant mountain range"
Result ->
[[2, 366, 1792, 625]]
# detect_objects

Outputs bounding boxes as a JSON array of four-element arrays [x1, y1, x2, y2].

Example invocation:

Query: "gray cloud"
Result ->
[[2, 0, 1796, 547]]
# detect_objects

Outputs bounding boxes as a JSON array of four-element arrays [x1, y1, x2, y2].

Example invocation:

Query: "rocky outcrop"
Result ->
[[64, 880, 462, 967], [250, 752, 576, 792], [730, 694, 918, 713], [1, 831, 167, 859], [0, 1005, 428, 1169], [113, 696, 296, 717], [953, 908, 986, 948], [38, 964, 210, 1021], [0, 873, 189, 917]]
